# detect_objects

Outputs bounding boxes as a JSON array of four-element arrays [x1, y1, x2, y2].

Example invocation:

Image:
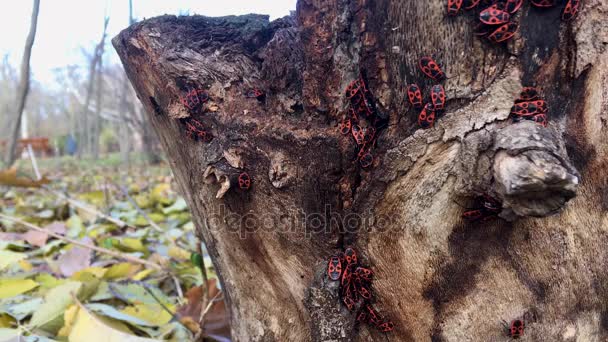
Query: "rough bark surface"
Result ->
[[114, 1, 608, 341]]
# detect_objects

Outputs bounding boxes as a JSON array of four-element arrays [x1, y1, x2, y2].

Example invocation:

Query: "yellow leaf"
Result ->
[[121, 304, 172, 326], [18, 259, 33, 271], [69, 305, 159, 342], [0, 167, 50, 188], [168, 246, 190, 261], [0, 250, 26, 271], [57, 304, 78, 337], [0, 314, 15, 328], [71, 267, 108, 280], [35, 273, 66, 289], [114, 238, 146, 253], [0, 279, 39, 299], [131, 269, 155, 281], [103, 263, 142, 280], [29, 281, 81, 333]]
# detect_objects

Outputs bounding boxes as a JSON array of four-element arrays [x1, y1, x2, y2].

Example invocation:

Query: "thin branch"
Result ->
[[0, 213, 163, 271], [42, 185, 134, 229]]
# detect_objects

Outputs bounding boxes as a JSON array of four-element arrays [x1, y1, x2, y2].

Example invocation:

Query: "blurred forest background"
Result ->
[[0, 1, 294, 341]]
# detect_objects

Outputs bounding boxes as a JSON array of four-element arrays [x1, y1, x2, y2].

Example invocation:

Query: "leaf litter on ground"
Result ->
[[0, 159, 229, 341]]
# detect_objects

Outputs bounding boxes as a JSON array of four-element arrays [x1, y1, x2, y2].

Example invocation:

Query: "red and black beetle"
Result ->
[[419, 56, 446, 81], [503, 0, 523, 13], [507, 319, 525, 339], [344, 247, 358, 265], [479, 7, 511, 25], [431, 84, 446, 111], [245, 88, 265, 101], [355, 266, 374, 282], [407, 84, 423, 109], [488, 22, 518, 43], [359, 151, 374, 169], [328, 255, 343, 281], [238, 172, 251, 190], [462, 195, 502, 221], [339, 118, 352, 135], [562, 0, 580, 21], [351, 124, 365, 145], [517, 87, 540, 102], [511, 100, 548, 116], [184, 118, 213, 142], [378, 321, 395, 332], [418, 103, 436, 129], [447, 0, 464, 16]]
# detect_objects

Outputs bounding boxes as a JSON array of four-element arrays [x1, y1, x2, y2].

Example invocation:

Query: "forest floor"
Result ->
[[0, 155, 229, 341]]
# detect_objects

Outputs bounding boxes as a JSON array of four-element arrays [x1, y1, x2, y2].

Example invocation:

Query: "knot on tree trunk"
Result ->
[[492, 121, 580, 219]]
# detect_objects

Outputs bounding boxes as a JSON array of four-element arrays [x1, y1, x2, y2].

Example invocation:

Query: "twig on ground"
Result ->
[[0, 213, 163, 271], [114, 182, 164, 233]]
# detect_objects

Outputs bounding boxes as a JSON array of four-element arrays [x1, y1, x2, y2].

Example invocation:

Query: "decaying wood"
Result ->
[[114, 0, 608, 340]]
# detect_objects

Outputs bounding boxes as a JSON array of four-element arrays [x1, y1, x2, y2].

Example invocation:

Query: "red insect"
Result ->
[[562, 0, 580, 21], [356, 283, 372, 300], [354, 267, 374, 282], [488, 22, 518, 43], [365, 305, 381, 326], [447, 0, 463, 16], [339, 118, 352, 135], [462, 195, 502, 221], [327, 255, 343, 281], [503, 0, 523, 13], [343, 296, 355, 311], [351, 124, 365, 145], [511, 100, 548, 116], [407, 84, 423, 109], [419, 56, 445, 81], [479, 7, 511, 25], [344, 247, 358, 265], [463, 0, 481, 10], [238, 172, 251, 190], [341, 263, 355, 287], [180, 89, 209, 110], [345, 79, 362, 99], [356, 311, 368, 324], [530, 0, 556, 7], [516, 87, 539, 102], [362, 127, 376, 144], [508, 319, 525, 339], [359, 151, 374, 169], [418, 103, 436, 129], [431, 84, 446, 111], [473, 22, 493, 36], [378, 321, 395, 332], [184, 118, 213, 142], [246, 88, 265, 100]]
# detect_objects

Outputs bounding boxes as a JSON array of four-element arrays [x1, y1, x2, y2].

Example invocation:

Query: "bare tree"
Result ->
[[4, 0, 40, 167], [114, 1, 608, 341], [78, 17, 109, 159]]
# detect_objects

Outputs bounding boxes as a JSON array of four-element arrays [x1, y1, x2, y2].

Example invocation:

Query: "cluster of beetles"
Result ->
[[448, 0, 580, 44], [327, 247, 394, 332], [177, 87, 256, 192], [174, 1, 577, 334]]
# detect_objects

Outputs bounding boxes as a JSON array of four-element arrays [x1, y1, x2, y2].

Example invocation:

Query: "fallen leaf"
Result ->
[[57, 304, 78, 337], [121, 304, 172, 326], [0, 297, 43, 321], [177, 279, 229, 339], [103, 263, 142, 280], [57, 240, 93, 277], [0, 279, 38, 299], [22, 230, 49, 247], [69, 304, 159, 342], [44, 221, 67, 235], [0, 167, 50, 188], [0, 251, 26, 271], [29, 281, 82, 333], [86, 303, 154, 327]]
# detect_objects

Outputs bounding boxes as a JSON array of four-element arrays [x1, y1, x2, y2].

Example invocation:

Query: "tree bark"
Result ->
[[4, 0, 40, 167], [114, 1, 608, 341]]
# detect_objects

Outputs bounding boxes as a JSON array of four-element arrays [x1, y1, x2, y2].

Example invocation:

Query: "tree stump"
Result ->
[[113, 1, 608, 340]]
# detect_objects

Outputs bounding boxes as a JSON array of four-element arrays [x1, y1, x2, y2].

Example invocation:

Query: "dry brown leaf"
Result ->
[[23, 230, 49, 247], [58, 238, 93, 277], [176, 279, 229, 338], [0, 167, 50, 188]]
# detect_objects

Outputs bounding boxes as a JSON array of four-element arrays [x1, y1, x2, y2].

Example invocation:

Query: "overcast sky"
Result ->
[[0, 0, 296, 86]]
